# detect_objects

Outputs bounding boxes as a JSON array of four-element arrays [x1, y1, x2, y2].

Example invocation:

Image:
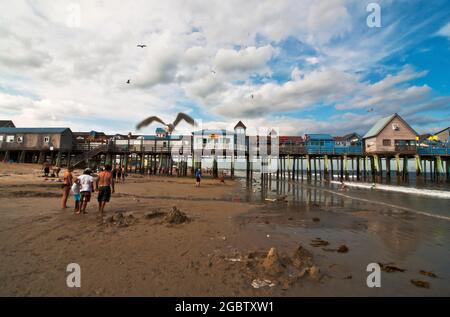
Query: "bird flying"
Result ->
[[136, 112, 197, 133], [137, 44, 147, 48]]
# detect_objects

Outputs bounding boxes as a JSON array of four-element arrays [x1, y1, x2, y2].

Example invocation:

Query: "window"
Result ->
[[17, 136, 23, 143], [382, 139, 391, 146], [392, 124, 399, 131], [6, 135, 15, 142], [44, 136, 50, 143], [0, 135, 4, 142]]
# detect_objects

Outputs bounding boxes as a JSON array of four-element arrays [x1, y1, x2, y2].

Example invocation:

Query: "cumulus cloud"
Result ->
[[214, 45, 275, 76]]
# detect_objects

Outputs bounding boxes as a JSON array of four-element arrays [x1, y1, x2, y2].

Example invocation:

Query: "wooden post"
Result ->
[[306, 155, 311, 179], [330, 156, 334, 180], [313, 156, 317, 181], [386, 157, 390, 178], [356, 156, 360, 181], [300, 156, 304, 180], [318, 156, 322, 180], [395, 154, 401, 177]]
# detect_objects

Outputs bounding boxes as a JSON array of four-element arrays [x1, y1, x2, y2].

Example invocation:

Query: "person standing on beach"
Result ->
[[117, 165, 122, 182], [121, 165, 126, 183], [77, 168, 94, 214], [71, 179, 81, 213], [61, 166, 73, 209], [43, 161, 50, 177], [96, 164, 115, 215], [195, 168, 201, 187]]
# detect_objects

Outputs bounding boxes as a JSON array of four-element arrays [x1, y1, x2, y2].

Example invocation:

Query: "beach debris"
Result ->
[[227, 257, 242, 262], [312, 217, 320, 222], [264, 198, 277, 202], [164, 206, 190, 224], [379, 263, 405, 273], [251, 279, 275, 289], [411, 279, 430, 289], [419, 270, 437, 278], [310, 238, 329, 247], [337, 245, 349, 253], [262, 247, 285, 275]]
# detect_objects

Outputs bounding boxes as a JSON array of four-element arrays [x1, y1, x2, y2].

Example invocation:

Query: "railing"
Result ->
[[417, 147, 450, 155], [394, 145, 416, 152], [306, 146, 363, 155], [73, 142, 106, 151], [279, 144, 306, 155], [70, 144, 108, 167]]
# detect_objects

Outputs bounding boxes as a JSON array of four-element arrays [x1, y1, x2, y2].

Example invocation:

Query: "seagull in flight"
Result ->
[[137, 44, 147, 48], [136, 112, 197, 134]]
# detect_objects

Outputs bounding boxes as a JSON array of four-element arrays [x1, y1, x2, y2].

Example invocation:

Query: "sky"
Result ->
[[0, 0, 449, 136]]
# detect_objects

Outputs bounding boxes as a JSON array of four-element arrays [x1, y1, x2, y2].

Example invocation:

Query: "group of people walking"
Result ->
[[60, 164, 119, 215]]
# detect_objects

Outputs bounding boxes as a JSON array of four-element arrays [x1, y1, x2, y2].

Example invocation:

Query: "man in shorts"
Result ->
[[77, 168, 94, 214], [96, 164, 115, 215]]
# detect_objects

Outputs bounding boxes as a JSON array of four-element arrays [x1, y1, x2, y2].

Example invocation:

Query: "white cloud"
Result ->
[[436, 22, 450, 38], [214, 45, 275, 76]]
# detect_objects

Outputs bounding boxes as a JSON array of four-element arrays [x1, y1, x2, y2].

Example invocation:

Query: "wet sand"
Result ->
[[0, 163, 448, 296]]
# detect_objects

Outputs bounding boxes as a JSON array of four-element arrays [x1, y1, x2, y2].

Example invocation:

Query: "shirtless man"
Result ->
[[61, 166, 74, 209], [96, 164, 115, 215]]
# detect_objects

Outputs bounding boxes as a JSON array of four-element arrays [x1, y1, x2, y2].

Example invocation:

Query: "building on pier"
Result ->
[[363, 113, 418, 154], [433, 126, 449, 143], [0, 120, 15, 128], [0, 127, 73, 164]]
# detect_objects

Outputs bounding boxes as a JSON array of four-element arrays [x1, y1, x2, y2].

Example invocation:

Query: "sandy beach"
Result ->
[[0, 163, 448, 296]]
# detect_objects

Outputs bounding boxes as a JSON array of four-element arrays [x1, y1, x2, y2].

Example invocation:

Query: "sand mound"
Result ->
[[230, 244, 321, 289], [291, 244, 313, 269], [104, 212, 136, 227], [261, 247, 285, 275], [164, 206, 190, 224]]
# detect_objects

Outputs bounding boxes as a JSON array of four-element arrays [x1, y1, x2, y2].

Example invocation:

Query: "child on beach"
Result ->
[[71, 180, 81, 213], [77, 168, 94, 214], [195, 168, 201, 187]]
